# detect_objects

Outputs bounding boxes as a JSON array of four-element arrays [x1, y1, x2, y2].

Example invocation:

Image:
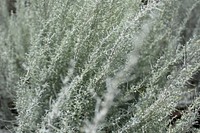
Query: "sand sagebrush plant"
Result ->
[[0, 0, 200, 133], [0, 0, 29, 131]]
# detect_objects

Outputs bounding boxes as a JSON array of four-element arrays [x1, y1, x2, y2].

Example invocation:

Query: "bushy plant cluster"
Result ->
[[0, 0, 200, 133]]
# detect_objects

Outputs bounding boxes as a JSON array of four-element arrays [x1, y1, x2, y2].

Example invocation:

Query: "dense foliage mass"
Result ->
[[0, 0, 200, 133]]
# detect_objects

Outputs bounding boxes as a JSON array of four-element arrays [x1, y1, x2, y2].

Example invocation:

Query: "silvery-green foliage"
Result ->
[[0, 0, 30, 130], [0, 0, 200, 133], [15, 0, 142, 132]]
